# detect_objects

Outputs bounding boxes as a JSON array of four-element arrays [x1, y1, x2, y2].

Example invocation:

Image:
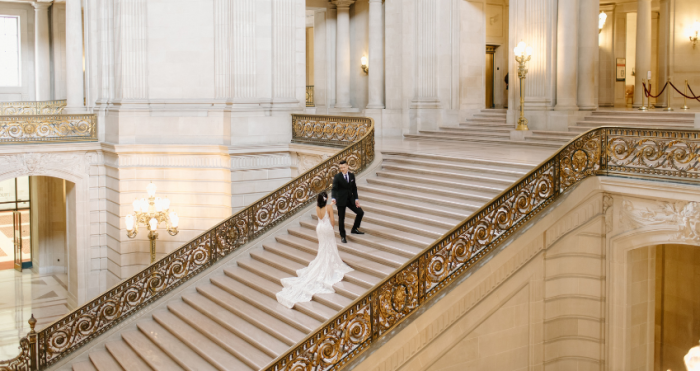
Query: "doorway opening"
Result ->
[[485, 45, 497, 109], [0, 177, 31, 271]]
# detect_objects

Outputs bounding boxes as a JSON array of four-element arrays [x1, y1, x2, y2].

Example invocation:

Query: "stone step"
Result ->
[[105, 341, 152, 371], [404, 133, 562, 148], [87, 351, 122, 371], [591, 110, 695, 119], [440, 125, 511, 133], [121, 329, 184, 370]]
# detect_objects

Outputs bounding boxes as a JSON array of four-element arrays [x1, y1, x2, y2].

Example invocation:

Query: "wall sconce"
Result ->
[[690, 21, 700, 48], [598, 11, 607, 33], [361, 56, 369, 74]]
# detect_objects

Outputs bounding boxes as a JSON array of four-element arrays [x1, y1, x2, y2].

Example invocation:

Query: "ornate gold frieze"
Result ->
[[0, 100, 67, 115], [0, 115, 97, 144]]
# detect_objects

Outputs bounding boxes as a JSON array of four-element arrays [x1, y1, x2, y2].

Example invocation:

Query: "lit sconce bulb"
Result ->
[[148, 217, 158, 231], [146, 182, 157, 198], [140, 198, 148, 213], [361, 56, 369, 74], [162, 198, 170, 211], [155, 197, 163, 212], [125, 214, 134, 231], [686, 341, 700, 371], [599, 11, 607, 31], [169, 212, 179, 228]]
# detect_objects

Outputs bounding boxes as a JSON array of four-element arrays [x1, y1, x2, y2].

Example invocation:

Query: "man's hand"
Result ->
[[355, 200, 361, 208], [332, 199, 337, 205]]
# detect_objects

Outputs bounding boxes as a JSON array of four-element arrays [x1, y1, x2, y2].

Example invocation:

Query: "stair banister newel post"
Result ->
[[28, 315, 37, 371]]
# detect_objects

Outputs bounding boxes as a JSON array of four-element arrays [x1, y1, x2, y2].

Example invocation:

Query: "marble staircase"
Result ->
[[68, 151, 536, 371], [404, 109, 575, 148], [569, 110, 696, 132]]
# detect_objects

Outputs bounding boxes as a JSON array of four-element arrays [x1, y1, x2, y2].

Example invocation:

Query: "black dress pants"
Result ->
[[337, 199, 364, 238]]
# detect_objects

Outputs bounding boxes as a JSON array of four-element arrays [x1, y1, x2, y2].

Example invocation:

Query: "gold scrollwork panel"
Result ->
[[0, 115, 96, 144]]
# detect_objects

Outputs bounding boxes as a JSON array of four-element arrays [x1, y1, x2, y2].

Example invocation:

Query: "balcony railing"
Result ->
[[306, 85, 315, 107], [0, 100, 66, 115], [0, 114, 374, 370], [263, 126, 700, 371], [0, 114, 97, 144]]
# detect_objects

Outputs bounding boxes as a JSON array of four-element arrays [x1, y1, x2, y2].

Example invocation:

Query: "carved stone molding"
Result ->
[[603, 194, 614, 233], [0, 152, 94, 178], [296, 152, 330, 174], [621, 198, 700, 243]]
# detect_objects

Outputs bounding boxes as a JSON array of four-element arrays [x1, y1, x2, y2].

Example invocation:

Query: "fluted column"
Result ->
[[657, 0, 670, 107], [577, 0, 599, 110], [555, 0, 579, 110], [366, 0, 384, 109], [634, 0, 651, 108], [65, 0, 85, 112], [333, 0, 354, 109], [33, 2, 52, 101]]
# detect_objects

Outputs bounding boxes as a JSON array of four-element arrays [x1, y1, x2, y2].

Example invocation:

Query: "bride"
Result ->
[[276, 191, 353, 309]]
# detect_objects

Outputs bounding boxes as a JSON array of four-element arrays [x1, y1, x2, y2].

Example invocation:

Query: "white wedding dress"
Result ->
[[276, 208, 353, 309]]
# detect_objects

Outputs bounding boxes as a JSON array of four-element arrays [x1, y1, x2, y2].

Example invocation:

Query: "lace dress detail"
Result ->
[[276, 209, 353, 309]]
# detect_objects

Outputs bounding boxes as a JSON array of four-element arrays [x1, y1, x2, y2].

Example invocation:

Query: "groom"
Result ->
[[331, 160, 364, 243]]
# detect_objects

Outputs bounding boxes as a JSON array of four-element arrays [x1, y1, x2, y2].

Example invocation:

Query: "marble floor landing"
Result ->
[[0, 269, 72, 360]]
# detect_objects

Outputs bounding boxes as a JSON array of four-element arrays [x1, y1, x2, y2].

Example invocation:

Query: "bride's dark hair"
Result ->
[[317, 191, 328, 208]]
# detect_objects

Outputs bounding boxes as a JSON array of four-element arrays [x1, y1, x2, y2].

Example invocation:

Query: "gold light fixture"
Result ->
[[687, 340, 700, 371], [690, 21, 700, 48], [514, 41, 532, 131], [125, 182, 179, 264], [361, 56, 369, 74], [599, 11, 608, 33]]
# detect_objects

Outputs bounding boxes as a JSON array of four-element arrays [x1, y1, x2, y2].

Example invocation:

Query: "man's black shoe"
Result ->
[[351, 229, 365, 235], [341, 237, 347, 243]]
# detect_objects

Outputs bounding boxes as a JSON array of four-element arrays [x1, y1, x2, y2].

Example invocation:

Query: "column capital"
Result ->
[[331, 0, 356, 9], [32, 1, 52, 10]]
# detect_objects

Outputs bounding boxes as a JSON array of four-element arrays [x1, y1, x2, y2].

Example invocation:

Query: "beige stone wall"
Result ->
[[654, 244, 700, 371], [30, 176, 67, 275], [350, 176, 700, 371]]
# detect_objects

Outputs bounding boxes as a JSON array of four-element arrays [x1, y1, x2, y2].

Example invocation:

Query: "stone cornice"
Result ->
[[331, 0, 356, 8]]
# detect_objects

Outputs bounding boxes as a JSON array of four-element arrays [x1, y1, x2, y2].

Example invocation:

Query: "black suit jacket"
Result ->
[[331, 172, 359, 207]]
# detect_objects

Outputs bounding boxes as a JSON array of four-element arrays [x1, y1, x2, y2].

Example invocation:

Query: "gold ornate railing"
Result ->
[[0, 114, 373, 370], [306, 85, 315, 107], [264, 127, 700, 371], [0, 115, 97, 144], [0, 100, 66, 115]]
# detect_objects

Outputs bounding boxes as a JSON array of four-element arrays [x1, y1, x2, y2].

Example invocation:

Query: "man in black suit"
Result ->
[[331, 160, 364, 243]]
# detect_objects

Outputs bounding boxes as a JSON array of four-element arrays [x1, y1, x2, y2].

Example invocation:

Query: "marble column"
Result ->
[[366, 0, 384, 109], [633, 0, 651, 108], [33, 2, 52, 101], [657, 0, 669, 107], [333, 0, 354, 109], [577, 0, 599, 110], [555, 0, 579, 110], [65, 0, 85, 112]]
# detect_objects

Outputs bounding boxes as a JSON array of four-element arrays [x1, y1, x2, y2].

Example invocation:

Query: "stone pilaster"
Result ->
[[33, 2, 52, 101], [577, 0, 599, 110], [333, 0, 355, 109], [366, 0, 384, 109], [633, 0, 652, 108], [555, 0, 579, 110], [65, 0, 85, 113]]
